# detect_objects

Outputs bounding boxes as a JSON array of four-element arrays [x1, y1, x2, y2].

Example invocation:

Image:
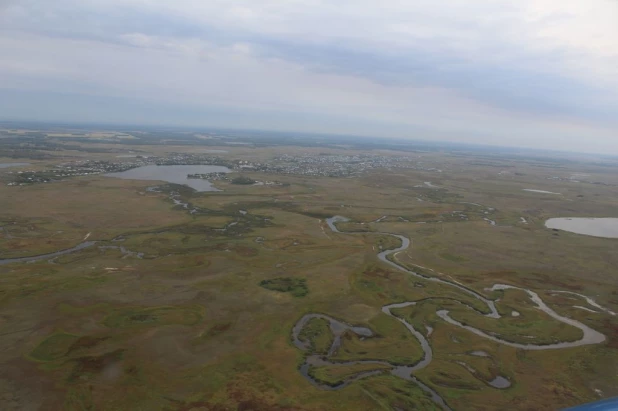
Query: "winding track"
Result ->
[[292, 216, 611, 410]]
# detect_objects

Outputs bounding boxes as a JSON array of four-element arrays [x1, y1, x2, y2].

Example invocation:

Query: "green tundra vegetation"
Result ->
[[231, 175, 256, 185], [0, 131, 617, 410], [259, 277, 309, 297]]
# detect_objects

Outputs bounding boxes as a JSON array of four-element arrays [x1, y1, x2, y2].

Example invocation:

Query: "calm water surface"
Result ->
[[105, 165, 231, 191], [546, 217, 618, 239]]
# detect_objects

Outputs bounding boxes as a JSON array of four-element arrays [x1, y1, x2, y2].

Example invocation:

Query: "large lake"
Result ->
[[105, 165, 231, 192], [546, 218, 618, 239]]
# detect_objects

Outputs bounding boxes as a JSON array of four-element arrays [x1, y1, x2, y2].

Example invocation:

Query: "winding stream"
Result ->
[[1, 212, 611, 408], [0, 242, 145, 265], [293, 216, 612, 410], [0, 241, 97, 265]]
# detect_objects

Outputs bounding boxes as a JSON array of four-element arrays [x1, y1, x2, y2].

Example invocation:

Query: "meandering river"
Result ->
[[293, 216, 611, 410], [1, 211, 611, 409], [0, 241, 145, 265], [0, 241, 97, 265], [0, 162, 30, 169]]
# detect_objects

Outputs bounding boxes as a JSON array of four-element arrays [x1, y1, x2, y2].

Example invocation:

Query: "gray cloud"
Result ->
[[250, 36, 617, 122], [0, 0, 617, 153]]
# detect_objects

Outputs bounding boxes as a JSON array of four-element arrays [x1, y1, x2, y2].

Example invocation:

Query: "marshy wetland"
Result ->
[[1, 127, 618, 410], [292, 216, 611, 409]]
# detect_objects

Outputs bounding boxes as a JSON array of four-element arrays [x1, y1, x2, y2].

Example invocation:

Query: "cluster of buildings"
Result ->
[[5, 153, 232, 186], [5, 151, 441, 186], [250, 154, 418, 177]]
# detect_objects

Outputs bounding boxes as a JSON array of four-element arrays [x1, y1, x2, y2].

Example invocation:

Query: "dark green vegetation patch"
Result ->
[[30, 332, 80, 362], [103, 306, 203, 328], [259, 277, 308, 297], [231, 176, 256, 185]]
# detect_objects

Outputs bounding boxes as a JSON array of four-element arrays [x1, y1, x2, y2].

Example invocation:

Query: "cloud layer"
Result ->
[[1, 0, 617, 153]]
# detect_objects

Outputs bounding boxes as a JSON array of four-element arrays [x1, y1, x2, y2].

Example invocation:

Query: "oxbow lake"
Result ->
[[105, 165, 232, 192]]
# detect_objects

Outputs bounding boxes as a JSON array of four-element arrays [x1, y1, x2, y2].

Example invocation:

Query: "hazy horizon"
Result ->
[[1, 1, 617, 154]]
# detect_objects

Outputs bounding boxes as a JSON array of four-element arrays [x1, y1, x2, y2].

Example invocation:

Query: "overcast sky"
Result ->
[[1, 1, 617, 153]]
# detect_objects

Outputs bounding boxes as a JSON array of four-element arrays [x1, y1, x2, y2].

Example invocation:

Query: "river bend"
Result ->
[[292, 216, 611, 410]]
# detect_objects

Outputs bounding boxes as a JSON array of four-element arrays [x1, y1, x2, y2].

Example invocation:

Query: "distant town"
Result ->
[[4, 152, 443, 186]]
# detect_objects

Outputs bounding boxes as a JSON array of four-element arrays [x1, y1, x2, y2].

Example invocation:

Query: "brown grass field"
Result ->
[[1, 138, 617, 410]]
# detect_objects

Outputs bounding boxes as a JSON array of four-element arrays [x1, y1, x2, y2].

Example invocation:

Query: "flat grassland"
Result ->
[[1, 140, 617, 411]]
